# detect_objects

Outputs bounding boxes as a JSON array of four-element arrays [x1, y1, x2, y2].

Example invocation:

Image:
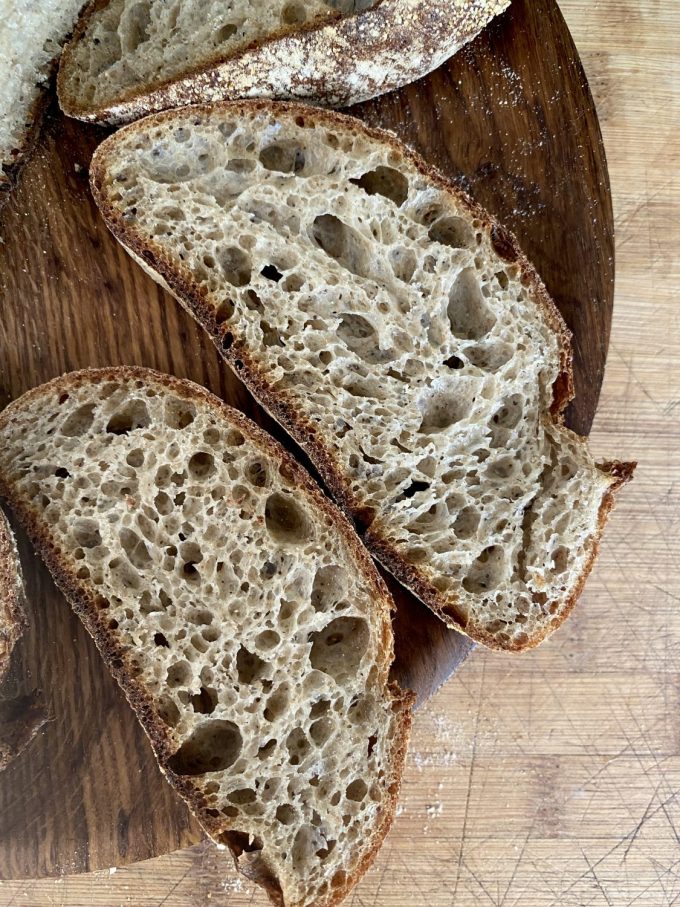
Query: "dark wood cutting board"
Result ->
[[0, 0, 613, 879]]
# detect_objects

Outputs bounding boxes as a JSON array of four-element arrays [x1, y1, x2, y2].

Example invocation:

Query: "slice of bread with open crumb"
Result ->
[[90, 101, 634, 651], [0, 508, 26, 683], [0, 367, 413, 907], [57, 0, 510, 124]]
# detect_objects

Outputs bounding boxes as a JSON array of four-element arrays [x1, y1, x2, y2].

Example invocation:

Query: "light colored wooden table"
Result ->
[[1, 1, 677, 904]]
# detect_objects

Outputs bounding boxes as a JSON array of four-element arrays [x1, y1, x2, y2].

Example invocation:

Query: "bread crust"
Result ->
[[89, 99, 620, 651], [0, 366, 414, 907], [0, 509, 27, 682], [58, 0, 510, 123]]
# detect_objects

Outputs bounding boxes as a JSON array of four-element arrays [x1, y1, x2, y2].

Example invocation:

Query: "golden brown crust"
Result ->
[[90, 100, 587, 652], [0, 509, 27, 682], [58, 0, 510, 122], [0, 365, 412, 906]]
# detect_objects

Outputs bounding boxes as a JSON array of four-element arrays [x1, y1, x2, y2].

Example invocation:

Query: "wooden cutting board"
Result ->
[[0, 0, 613, 879]]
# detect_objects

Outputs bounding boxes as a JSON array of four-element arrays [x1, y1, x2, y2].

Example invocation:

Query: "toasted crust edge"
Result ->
[[89, 100, 588, 651], [58, 0, 510, 122], [0, 365, 413, 907]]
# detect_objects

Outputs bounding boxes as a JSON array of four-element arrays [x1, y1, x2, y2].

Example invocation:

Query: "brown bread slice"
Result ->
[[0, 367, 413, 907], [57, 0, 510, 123], [90, 101, 634, 651]]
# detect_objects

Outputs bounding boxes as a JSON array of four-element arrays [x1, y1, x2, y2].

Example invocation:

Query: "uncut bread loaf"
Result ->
[[90, 102, 634, 652], [0, 1, 85, 199], [0, 508, 26, 683], [57, 0, 510, 124], [0, 367, 412, 907]]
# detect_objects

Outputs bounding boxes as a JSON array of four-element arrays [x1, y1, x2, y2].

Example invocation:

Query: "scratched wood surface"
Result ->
[[0, 0, 676, 903]]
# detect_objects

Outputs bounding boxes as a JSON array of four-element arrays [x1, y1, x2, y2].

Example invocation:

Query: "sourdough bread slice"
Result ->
[[90, 101, 634, 651], [0, 1, 85, 199], [0, 367, 413, 907], [0, 508, 26, 683], [57, 0, 510, 124]]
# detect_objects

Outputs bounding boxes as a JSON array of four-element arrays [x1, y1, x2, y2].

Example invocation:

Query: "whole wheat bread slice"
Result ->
[[90, 101, 634, 651], [57, 0, 510, 124], [0, 367, 413, 907], [0, 509, 26, 683], [0, 1, 86, 201]]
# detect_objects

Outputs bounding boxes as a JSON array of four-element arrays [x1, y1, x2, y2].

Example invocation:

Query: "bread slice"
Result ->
[[0, 367, 412, 906], [90, 101, 634, 651], [0, 509, 26, 683], [0, 1, 85, 200], [57, 0, 510, 124]]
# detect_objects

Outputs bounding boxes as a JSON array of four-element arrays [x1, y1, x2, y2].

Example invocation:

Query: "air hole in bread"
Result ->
[[345, 778, 367, 801], [465, 341, 513, 372], [228, 787, 257, 804], [282, 272, 304, 292], [164, 397, 195, 429], [336, 314, 391, 365], [72, 518, 102, 549], [399, 480, 430, 500], [416, 380, 475, 433], [344, 376, 385, 400], [119, 1, 151, 53], [309, 616, 369, 681], [388, 246, 417, 283], [256, 629, 280, 650], [119, 527, 152, 568], [311, 215, 371, 279], [61, 403, 96, 437], [188, 451, 215, 479], [349, 167, 408, 207], [218, 246, 251, 287], [157, 694, 180, 727], [215, 22, 237, 42], [448, 268, 496, 340], [463, 545, 506, 593], [311, 565, 347, 613], [261, 264, 284, 283], [213, 299, 235, 327], [276, 803, 297, 825], [452, 506, 480, 540], [167, 719, 242, 775], [106, 399, 150, 435], [264, 492, 313, 545], [264, 684, 290, 721], [259, 142, 305, 173], [108, 556, 141, 590], [428, 215, 475, 250], [286, 727, 311, 764], [492, 394, 523, 430], [190, 686, 217, 714]]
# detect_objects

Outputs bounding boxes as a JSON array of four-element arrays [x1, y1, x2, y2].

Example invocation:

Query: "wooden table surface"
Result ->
[[1, 1, 677, 904]]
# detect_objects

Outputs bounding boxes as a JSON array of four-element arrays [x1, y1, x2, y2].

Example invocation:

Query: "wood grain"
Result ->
[[0, 0, 616, 885]]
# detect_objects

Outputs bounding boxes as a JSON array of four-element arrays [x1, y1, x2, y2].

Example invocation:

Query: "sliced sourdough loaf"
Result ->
[[57, 0, 510, 124], [90, 102, 634, 651], [0, 367, 412, 907], [0, 1, 85, 198], [0, 508, 26, 683]]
